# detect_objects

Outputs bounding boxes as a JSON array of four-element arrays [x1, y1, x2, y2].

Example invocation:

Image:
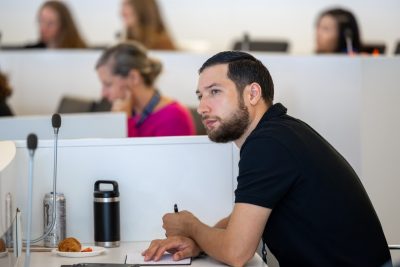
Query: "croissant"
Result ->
[[58, 237, 82, 252]]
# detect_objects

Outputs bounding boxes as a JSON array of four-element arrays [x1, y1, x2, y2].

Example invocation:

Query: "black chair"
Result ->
[[57, 96, 111, 114], [189, 107, 206, 135], [233, 33, 289, 52], [395, 42, 400, 55], [361, 43, 386, 54], [0, 45, 25, 50], [233, 40, 289, 52], [91, 98, 112, 112]]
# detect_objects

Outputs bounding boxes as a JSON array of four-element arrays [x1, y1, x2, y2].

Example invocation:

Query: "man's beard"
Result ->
[[205, 101, 250, 143]]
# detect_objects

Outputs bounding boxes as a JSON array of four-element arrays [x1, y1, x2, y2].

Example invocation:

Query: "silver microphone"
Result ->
[[24, 114, 62, 245], [344, 28, 354, 55], [24, 133, 38, 267]]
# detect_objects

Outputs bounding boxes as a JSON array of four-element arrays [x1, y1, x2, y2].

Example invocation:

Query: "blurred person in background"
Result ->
[[315, 8, 362, 54], [120, 0, 176, 50], [26, 0, 87, 49], [0, 71, 14, 116], [96, 41, 194, 137]]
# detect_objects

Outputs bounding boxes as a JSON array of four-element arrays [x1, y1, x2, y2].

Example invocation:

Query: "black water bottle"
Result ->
[[93, 180, 120, 247]]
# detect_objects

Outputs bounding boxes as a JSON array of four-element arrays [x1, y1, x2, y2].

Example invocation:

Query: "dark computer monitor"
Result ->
[[361, 43, 386, 54], [233, 40, 289, 52]]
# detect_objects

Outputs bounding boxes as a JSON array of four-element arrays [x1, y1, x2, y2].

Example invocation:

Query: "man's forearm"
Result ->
[[213, 215, 230, 229], [162, 206, 267, 266], [188, 217, 248, 267]]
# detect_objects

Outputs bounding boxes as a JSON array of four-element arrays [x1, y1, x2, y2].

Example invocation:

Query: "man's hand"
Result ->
[[162, 211, 195, 237], [162, 211, 198, 237], [142, 236, 201, 262]]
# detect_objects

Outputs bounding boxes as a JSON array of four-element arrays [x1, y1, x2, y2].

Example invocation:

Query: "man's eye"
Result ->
[[210, 89, 220, 95]]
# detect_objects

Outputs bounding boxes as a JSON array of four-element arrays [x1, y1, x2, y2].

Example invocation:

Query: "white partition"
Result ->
[[361, 58, 400, 258], [0, 136, 236, 243], [0, 112, 127, 140]]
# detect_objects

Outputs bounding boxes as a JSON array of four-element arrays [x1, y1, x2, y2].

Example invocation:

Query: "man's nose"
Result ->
[[197, 98, 210, 116]]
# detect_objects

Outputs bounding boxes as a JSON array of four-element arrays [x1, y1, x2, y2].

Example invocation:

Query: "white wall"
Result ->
[[0, 0, 399, 54]]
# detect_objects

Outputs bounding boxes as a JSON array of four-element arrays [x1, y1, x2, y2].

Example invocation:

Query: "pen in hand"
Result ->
[[174, 203, 179, 213]]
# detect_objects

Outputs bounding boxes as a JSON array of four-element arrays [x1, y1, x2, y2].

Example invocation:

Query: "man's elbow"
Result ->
[[226, 258, 252, 267], [224, 249, 255, 267]]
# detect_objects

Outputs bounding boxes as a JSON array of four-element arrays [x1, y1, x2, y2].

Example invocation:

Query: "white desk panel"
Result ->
[[0, 112, 127, 140], [0, 136, 237, 244]]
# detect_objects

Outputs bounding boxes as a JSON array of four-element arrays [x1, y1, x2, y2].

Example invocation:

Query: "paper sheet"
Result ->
[[126, 252, 191, 265]]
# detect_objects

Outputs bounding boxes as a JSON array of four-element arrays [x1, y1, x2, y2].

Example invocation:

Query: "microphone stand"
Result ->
[[241, 32, 250, 51], [24, 133, 38, 267], [344, 29, 354, 55], [23, 114, 61, 245]]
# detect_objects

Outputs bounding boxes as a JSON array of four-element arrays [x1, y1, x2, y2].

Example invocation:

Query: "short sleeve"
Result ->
[[235, 137, 299, 209]]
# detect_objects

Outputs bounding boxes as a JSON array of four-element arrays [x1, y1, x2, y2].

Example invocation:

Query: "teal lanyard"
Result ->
[[134, 90, 161, 127]]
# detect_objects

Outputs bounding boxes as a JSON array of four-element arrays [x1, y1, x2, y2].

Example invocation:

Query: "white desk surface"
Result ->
[[2, 242, 266, 267]]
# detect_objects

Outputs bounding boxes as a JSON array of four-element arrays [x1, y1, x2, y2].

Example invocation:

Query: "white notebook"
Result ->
[[125, 252, 191, 265]]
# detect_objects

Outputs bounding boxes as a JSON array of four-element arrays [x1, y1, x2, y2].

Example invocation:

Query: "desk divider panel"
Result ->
[[0, 136, 237, 243]]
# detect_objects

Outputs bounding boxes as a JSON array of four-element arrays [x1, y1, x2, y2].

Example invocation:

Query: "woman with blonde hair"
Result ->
[[26, 1, 86, 49], [96, 41, 194, 137], [120, 0, 175, 50]]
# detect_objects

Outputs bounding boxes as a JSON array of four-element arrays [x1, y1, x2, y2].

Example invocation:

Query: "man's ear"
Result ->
[[246, 83, 263, 105]]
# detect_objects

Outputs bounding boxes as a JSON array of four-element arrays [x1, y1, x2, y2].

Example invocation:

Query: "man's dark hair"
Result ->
[[199, 51, 274, 103]]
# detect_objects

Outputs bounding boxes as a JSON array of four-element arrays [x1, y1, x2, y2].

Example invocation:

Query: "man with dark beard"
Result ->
[[142, 51, 392, 267]]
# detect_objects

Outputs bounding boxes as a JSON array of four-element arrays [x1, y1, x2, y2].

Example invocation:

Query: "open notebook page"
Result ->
[[126, 252, 191, 265]]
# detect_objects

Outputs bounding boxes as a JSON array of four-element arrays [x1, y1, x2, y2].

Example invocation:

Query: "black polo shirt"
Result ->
[[235, 103, 391, 267]]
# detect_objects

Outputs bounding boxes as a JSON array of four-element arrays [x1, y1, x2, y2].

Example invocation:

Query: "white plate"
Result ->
[[0, 249, 8, 258], [52, 246, 106, 258]]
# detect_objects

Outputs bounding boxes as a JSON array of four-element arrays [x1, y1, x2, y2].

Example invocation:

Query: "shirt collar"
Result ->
[[240, 103, 288, 152], [260, 102, 287, 122]]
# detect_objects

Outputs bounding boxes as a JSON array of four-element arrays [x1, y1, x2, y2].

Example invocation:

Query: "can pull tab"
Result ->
[[94, 180, 119, 194]]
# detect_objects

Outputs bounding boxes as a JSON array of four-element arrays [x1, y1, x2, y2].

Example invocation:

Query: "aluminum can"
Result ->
[[43, 192, 66, 247]]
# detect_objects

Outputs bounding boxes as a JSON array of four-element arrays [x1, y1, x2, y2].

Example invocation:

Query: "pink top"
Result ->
[[127, 101, 196, 137]]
